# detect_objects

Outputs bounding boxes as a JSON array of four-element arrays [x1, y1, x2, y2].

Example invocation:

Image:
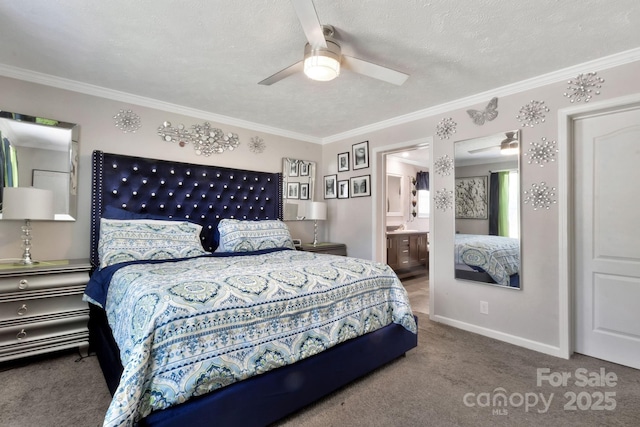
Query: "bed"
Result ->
[[454, 234, 520, 287], [86, 151, 418, 427]]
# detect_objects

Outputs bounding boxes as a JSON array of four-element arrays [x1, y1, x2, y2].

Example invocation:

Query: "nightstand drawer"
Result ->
[[0, 259, 91, 362], [0, 294, 88, 323], [298, 243, 347, 256], [0, 271, 89, 294], [0, 315, 89, 348]]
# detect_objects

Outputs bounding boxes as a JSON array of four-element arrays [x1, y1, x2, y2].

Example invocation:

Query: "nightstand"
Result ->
[[0, 259, 91, 363], [297, 242, 347, 256]]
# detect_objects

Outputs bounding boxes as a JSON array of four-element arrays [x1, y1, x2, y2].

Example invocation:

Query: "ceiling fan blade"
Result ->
[[342, 55, 409, 86], [468, 146, 499, 154], [291, 0, 327, 49], [258, 61, 304, 85]]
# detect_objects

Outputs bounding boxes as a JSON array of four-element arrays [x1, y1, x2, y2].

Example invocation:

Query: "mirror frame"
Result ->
[[0, 111, 79, 221], [282, 157, 317, 220], [453, 130, 521, 289]]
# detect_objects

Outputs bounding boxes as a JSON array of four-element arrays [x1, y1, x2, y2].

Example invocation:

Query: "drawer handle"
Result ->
[[402, 250, 409, 253], [18, 279, 29, 290], [16, 329, 27, 340], [402, 261, 409, 264], [17, 304, 28, 316]]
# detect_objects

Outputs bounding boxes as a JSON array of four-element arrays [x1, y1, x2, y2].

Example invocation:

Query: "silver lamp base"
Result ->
[[15, 219, 40, 265], [312, 219, 319, 246]]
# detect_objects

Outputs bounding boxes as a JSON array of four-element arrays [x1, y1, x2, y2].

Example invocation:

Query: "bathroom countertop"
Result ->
[[385, 229, 428, 235]]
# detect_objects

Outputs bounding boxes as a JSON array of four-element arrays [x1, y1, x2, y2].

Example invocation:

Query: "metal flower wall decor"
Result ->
[[516, 100, 550, 127], [249, 136, 266, 153], [563, 72, 604, 103], [157, 121, 240, 156], [113, 109, 142, 133], [525, 137, 558, 166], [434, 188, 454, 211], [436, 117, 457, 140], [434, 154, 454, 176], [523, 182, 557, 210]]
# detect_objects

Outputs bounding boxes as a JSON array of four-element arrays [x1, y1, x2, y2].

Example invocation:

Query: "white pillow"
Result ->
[[98, 219, 207, 268], [216, 219, 295, 253]]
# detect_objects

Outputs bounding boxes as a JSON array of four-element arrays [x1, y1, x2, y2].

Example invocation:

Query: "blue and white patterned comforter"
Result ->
[[454, 234, 520, 286], [85, 249, 416, 426]]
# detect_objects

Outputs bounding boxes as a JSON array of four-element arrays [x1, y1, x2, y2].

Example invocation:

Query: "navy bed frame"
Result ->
[[89, 151, 418, 426]]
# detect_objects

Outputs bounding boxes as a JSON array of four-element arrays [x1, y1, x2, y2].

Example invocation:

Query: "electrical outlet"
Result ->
[[480, 301, 489, 315]]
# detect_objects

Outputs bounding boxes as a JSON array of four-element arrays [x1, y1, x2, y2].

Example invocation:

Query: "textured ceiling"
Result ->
[[0, 1, 639, 142]]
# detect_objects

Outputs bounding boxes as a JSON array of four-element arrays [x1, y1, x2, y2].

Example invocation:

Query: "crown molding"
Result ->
[[2, 47, 638, 146], [322, 47, 640, 144], [0, 64, 322, 144]]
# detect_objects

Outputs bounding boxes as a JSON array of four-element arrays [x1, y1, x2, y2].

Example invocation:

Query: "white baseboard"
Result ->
[[430, 314, 567, 359]]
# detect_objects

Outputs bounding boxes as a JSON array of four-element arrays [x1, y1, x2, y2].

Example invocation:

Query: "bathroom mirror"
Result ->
[[453, 130, 521, 289], [0, 111, 79, 221], [282, 157, 316, 220], [386, 173, 403, 216]]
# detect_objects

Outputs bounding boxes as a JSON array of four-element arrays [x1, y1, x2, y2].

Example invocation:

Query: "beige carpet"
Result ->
[[1, 284, 639, 426]]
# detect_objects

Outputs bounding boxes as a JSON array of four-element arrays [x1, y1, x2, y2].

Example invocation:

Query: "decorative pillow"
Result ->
[[215, 219, 295, 253], [98, 219, 207, 268]]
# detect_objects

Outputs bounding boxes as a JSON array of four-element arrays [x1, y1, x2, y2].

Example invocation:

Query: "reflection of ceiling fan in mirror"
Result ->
[[468, 131, 519, 156], [258, 0, 409, 86]]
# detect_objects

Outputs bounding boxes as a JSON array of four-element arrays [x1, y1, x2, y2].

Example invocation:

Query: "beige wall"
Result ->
[[322, 58, 640, 356], [0, 76, 323, 261], [2, 55, 639, 359]]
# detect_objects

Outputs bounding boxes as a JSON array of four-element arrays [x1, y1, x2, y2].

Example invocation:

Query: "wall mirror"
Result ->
[[0, 111, 79, 221], [282, 157, 316, 220], [386, 173, 403, 216], [453, 130, 521, 289]]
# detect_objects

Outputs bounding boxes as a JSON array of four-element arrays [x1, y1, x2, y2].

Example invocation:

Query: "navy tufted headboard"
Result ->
[[90, 151, 283, 268]]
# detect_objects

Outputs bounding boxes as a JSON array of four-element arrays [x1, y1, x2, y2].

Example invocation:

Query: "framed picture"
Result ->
[[287, 182, 300, 199], [324, 174, 337, 199], [300, 183, 309, 200], [352, 140, 369, 170], [289, 160, 299, 177], [337, 152, 350, 172], [299, 162, 309, 176], [455, 176, 488, 219], [337, 180, 349, 199], [350, 174, 371, 197]]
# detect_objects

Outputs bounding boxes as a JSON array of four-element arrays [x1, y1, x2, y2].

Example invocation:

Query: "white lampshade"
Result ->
[[308, 202, 327, 221], [3, 187, 55, 220], [303, 39, 341, 82]]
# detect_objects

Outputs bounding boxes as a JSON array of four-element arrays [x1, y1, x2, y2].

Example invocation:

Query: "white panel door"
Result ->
[[573, 105, 640, 369]]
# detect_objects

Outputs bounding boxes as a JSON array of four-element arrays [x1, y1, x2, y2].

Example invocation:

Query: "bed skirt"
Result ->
[[88, 305, 418, 426]]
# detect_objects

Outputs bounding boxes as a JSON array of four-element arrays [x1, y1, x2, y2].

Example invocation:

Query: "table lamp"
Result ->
[[2, 187, 55, 265], [308, 201, 327, 246]]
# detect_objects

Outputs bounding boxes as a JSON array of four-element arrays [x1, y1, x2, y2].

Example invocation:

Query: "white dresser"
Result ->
[[0, 259, 91, 362]]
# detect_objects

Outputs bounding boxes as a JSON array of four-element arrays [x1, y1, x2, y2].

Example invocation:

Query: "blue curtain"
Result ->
[[489, 172, 499, 235], [416, 171, 429, 190]]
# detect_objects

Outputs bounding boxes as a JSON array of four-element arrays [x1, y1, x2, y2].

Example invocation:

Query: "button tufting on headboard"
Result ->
[[90, 151, 283, 268]]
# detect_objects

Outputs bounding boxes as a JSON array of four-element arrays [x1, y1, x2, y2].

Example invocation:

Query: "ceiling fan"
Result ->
[[468, 132, 519, 155], [258, 0, 409, 86]]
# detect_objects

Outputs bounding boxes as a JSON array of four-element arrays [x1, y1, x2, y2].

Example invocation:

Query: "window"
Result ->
[[418, 189, 430, 218]]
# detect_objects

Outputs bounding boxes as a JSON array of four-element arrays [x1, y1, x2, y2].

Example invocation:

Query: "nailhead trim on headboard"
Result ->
[[90, 151, 283, 268]]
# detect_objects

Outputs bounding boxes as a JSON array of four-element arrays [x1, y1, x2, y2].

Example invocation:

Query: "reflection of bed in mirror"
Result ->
[[454, 234, 520, 288]]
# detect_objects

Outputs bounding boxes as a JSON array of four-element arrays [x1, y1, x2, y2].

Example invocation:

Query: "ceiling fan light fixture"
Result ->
[[303, 40, 341, 82], [500, 140, 519, 155]]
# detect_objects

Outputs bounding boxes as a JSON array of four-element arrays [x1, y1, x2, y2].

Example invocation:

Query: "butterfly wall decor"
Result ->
[[467, 97, 499, 125]]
